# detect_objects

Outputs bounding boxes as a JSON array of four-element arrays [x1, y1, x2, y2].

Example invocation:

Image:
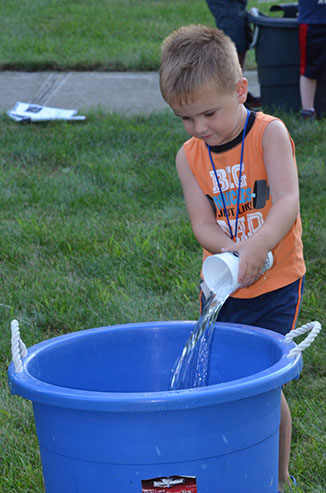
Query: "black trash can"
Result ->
[[248, 4, 326, 118]]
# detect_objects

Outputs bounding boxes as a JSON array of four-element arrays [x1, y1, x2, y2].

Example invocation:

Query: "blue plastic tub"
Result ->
[[8, 321, 303, 493]]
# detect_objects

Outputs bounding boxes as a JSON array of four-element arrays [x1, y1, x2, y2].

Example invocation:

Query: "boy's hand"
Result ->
[[224, 238, 268, 288]]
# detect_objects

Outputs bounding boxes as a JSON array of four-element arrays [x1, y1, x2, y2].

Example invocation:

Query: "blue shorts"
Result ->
[[200, 277, 305, 335], [206, 0, 252, 53], [299, 23, 326, 79]]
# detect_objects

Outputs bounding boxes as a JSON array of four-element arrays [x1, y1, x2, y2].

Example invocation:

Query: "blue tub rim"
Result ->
[[8, 321, 303, 412]]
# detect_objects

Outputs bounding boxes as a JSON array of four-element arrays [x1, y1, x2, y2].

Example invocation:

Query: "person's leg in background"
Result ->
[[299, 23, 317, 119], [205, 0, 261, 107], [300, 74, 317, 110], [205, 0, 249, 56], [299, 23, 326, 119]]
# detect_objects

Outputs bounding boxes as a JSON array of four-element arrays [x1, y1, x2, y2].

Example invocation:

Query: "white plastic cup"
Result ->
[[202, 251, 273, 295]]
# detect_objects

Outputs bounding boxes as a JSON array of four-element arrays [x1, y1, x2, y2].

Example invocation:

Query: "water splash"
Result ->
[[170, 283, 232, 390]]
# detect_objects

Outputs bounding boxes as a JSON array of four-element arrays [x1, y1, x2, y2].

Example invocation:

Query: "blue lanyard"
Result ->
[[207, 108, 250, 241]]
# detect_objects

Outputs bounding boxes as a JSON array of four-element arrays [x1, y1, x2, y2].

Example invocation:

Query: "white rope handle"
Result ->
[[11, 319, 28, 372], [284, 321, 322, 359]]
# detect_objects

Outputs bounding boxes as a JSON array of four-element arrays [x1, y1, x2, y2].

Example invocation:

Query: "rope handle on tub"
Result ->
[[284, 321, 322, 359], [11, 319, 27, 372]]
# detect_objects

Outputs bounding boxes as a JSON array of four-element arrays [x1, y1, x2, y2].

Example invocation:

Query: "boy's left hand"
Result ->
[[223, 238, 268, 288]]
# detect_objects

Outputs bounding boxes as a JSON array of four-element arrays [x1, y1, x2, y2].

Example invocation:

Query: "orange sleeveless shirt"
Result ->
[[183, 111, 305, 299]]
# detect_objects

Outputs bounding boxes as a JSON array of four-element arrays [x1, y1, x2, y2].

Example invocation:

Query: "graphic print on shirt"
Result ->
[[208, 162, 270, 241]]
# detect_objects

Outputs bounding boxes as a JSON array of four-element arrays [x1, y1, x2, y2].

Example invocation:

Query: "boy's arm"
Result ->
[[176, 146, 234, 253], [231, 119, 300, 287]]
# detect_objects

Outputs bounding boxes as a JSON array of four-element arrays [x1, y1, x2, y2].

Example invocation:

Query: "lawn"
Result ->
[[0, 0, 278, 71]]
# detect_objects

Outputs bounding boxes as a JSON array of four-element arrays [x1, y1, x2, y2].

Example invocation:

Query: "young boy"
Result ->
[[160, 25, 305, 492]]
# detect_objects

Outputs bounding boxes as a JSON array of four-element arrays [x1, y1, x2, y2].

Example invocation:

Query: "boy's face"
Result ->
[[171, 78, 248, 146]]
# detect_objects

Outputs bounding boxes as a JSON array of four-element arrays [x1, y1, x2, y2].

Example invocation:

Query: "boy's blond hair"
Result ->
[[160, 24, 242, 106]]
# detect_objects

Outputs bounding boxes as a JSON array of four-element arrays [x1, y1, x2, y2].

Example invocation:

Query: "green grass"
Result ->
[[0, 0, 277, 71], [0, 109, 325, 492]]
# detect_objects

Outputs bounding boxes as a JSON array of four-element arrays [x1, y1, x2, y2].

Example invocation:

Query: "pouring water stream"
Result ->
[[170, 251, 273, 391]]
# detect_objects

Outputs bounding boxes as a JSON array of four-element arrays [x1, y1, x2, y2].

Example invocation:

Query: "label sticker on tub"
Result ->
[[141, 476, 197, 492]]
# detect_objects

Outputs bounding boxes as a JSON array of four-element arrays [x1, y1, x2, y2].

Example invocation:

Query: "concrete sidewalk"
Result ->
[[0, 70, 260, 115]]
